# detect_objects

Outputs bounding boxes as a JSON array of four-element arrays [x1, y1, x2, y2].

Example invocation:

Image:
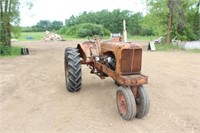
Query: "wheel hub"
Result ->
[[117, 92, 127, 115]]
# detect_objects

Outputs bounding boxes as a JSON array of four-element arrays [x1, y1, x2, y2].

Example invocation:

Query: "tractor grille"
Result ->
[[121, 49, 142, 74]]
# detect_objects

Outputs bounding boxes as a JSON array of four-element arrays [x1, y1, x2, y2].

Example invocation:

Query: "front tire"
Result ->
[[64, 48, 82, 92], [116, 86, 136, 120], [135, 86, 150, 119]]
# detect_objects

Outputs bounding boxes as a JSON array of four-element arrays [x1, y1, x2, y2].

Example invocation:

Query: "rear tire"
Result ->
[[116, 86, 136, 120], [64, 48, 82, 92]]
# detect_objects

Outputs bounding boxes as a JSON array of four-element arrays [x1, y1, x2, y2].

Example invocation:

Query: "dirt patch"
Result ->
[[0, 40, 200, 133]]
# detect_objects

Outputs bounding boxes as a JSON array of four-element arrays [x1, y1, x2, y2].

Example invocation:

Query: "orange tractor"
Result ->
[[64, 20, 150, 120]]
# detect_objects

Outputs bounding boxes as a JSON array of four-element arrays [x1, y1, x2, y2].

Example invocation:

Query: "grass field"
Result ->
[[18, 32, 94, 41], [18, 32, 44, 41], [17, 32, 159, 41], [15, 32, 200, 53]]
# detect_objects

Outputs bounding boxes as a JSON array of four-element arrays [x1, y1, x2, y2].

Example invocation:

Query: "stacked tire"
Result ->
[[21, 48, 29, 55]]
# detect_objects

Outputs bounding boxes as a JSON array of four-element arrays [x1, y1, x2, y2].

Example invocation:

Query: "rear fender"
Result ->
[[77, 41, 100, 62]]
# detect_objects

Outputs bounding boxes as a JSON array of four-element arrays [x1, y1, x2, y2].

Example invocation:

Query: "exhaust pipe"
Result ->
[[123, 19, 127, 43]]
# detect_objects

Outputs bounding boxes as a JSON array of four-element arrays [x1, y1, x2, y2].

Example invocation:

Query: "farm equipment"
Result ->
[[64, 20, 150, 120]]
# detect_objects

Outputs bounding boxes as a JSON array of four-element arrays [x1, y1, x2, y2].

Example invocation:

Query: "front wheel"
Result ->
[[64, 48, 82, 92], [135, 86, 150, 119], [116, 86, 136, 120]]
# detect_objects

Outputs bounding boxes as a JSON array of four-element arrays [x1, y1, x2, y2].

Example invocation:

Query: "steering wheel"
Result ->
[[88, 34, 103, 43]]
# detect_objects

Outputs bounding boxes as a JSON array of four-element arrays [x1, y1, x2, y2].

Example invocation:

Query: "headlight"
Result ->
[[95, 57, 100, 61]]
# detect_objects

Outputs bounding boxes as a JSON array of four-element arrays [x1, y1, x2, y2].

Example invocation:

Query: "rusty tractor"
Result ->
[[64, 20, 150, 120]]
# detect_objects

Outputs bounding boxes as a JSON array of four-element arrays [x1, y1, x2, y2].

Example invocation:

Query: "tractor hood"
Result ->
[[100, 41, 142, 53]]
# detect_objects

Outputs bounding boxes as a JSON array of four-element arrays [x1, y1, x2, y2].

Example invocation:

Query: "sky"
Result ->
[[20, 0, 146, 26]]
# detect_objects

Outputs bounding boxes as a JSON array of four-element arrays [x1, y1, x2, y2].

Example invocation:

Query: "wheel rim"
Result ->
[[117, 91, 127, 115]]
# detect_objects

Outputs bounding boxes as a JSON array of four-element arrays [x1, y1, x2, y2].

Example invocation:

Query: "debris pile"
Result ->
[[43, 31, 65, 41]]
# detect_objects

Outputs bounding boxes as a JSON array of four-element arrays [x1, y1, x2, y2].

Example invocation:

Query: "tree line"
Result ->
[[62, 0, 199, 43], [22, 20, 63, 32], [1, 0, 199, 52], [21, 9, 149, 37], [63, 9, 148, 36]]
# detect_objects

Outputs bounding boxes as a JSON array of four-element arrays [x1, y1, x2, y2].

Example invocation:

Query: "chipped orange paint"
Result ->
[[77, 38, 148, 90]]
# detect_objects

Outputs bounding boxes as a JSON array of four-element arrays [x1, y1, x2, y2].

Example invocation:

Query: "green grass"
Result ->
[[184, 49, 200, 53], [155, 44, 200, 53], [0, 46, 22, 58], [18, 32, 91, 41], [18, 32, 44, 41], [17, 32, 159, 41], [155, 44, 180, 51]]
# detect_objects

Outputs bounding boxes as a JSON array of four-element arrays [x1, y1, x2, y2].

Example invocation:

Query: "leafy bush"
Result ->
[[0, 43, 21, 56], [64, 23, 111, 38], [76, 28, 92, 37], [0, 44, 10, 55], [103, 28, 111, 36], [58, 26, 68, 35], [65, 26, 78, 36]]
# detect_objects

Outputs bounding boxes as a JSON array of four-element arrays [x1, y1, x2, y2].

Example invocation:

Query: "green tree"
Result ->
[[0, 0, 32, 47], [1, 0, 19, 47], [144, 0, 199, 43], [32, 20, 63, 32], [127, 12, 144, 35], [144, 0, 169, 37], [64, 9, 144, 35], [173, 0, 199, 41], [65, 23, 110, 37], [65, 15, 76, 27], [12, 25, 21, 38], [51, 20, 63, 31], [34, 20, 51, 31]]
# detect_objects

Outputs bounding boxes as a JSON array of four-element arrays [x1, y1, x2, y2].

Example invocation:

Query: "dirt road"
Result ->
[[0, 40, 200, 133]]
